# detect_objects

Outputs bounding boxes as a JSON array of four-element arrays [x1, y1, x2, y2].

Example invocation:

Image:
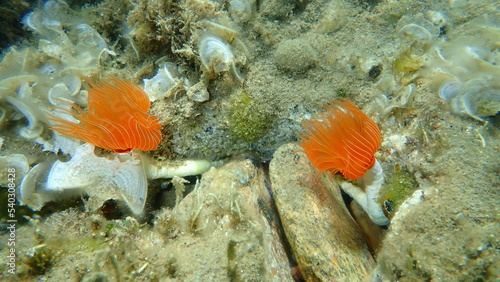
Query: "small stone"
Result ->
[[274, 38, 317, 73]]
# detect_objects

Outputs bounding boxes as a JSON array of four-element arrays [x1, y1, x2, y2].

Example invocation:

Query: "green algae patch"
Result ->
[[394, 51, 423, 73], [24, 245, 55, 276], [228, 90, 271, 143], [393, 49, 423, 85], [336, 88, 350, 99], [379, 164, 419, 215]]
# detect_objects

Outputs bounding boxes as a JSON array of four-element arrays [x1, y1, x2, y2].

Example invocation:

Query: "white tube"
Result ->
[[362, 159, 390, 226], [340, 159, 389, 226], [144, 159, 225, 180]]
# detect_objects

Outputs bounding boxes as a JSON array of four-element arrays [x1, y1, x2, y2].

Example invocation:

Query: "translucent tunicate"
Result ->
[[5, 96, 44, 140], [5, 82, 46, 140], [45, 143, 148, 215], [63, 75, 82, 96], [461, 79, 500, 121], [229, 0, 252, 22], [143, 62, 183, 102], [200, 34, 235, 73], [185, 81, 210, 102], [439, 77, 500, 122], [427, 13, 500, 124], [42, 0, 70, 19], [19, 144, 148, 215], [426, 10, 447, 27], [396, 13, 440, 45], [18, 162, 53, 208], [39, 63, 60, 77], [48, 83, 72, 106], [199, 33, 244, 82], [439, 80, 462, 100], [39, 39, 64, 58], [75, 23, 107, 51], [23, 0, 71, 40], [23, 11, 57, 39], [42, 18, 62, 32]]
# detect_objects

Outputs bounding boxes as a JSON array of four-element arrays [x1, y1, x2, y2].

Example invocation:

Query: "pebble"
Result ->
[[274, 38, 317, 73]]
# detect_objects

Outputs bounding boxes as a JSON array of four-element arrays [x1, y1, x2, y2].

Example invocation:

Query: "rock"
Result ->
[[349, 200, 385, 254], [157, 159, 293, 281], [274, 38, 317, 73], [269, 143, 375, 281]]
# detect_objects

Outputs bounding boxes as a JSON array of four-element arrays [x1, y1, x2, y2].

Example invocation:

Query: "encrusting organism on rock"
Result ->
[[299, 99, 389, 225], [47, 76, 162, 153]]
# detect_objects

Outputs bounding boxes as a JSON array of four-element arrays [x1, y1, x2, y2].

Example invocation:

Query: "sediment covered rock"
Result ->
[[270, 143, 375, 281]]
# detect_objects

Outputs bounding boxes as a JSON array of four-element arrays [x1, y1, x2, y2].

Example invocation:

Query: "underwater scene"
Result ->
[[0, 0, 498, 280]]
